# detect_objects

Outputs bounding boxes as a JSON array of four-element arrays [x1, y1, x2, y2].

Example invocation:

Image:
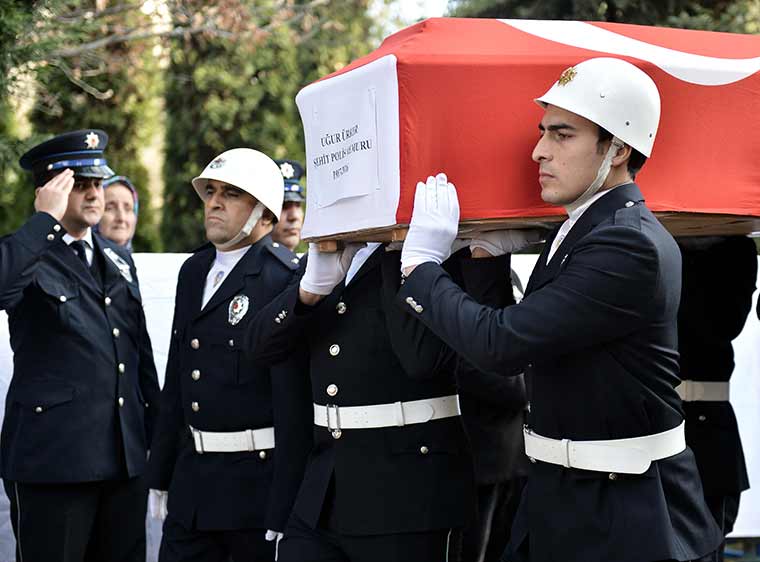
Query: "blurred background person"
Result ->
[[97, 175, 139, 250], [677, 236, 757, 562], [272, 160, 304, 252]]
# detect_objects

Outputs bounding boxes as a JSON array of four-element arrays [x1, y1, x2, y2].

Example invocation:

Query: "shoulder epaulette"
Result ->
[[266, 242, 301, 270], [613, 201, 643, 230]]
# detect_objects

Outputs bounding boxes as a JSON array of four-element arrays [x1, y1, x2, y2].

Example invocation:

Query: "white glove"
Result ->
[[401, 173, 460, 271], [266, 530, 285, 561], [469, 229, 544, 256], [148, 489, 168, 520], [300, 242, 365, 295]]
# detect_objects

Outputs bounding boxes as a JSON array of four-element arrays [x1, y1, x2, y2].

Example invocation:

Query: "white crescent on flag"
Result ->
[[501, 19, 760, 86]]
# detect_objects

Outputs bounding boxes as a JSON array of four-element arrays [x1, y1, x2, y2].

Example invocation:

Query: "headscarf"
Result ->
[[95, 175, 139, 251]]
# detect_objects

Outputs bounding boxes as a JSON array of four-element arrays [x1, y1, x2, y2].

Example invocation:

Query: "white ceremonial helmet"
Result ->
[[535, 57, 661, 158], [192, 148, 284, 250], [534, 57, 661, 211]]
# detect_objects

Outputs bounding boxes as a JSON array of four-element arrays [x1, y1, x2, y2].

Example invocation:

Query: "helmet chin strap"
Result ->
[[565, 137, 624, 215], [216, 202, 265, 251]]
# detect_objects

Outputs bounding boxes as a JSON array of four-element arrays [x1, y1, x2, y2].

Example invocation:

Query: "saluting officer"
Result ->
[[271, 159, 305, 252], [246, 242, 476, 561], [676, 236, 757, 562], [146, 148, 312, 562], [0, 130, 160, 561], [397, 58, 723, 562]]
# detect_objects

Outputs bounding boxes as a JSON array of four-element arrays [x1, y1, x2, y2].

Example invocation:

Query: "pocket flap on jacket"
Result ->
[[12, 379, 75, 407], [36, 278, 80, 301]]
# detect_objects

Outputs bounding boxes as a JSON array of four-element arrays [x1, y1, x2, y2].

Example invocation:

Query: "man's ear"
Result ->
[[611, 143, 632, 168]]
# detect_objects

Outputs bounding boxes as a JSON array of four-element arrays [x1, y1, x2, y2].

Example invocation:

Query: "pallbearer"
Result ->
[[397, 58, 723, 562]]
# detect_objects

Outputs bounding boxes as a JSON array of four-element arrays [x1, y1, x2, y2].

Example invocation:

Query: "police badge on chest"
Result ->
[[228, 295, 250, 325]]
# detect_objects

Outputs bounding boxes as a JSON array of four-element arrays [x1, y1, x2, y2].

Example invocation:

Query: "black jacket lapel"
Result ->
[[526, 183, 645, 295], [343, 243, 384, 292], [94, 236, 122, 291], [195, 237, 267, 321], [50, 240, 100, 292]]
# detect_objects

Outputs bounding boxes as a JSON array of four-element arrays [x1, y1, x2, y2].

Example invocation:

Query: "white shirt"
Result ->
[[546, 188, 616, 264], [201, 245, 251, 309], [63, 228, 95, 266], [345, 243, 382, 286]]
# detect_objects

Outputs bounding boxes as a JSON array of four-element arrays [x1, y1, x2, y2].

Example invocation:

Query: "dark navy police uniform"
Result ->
[[247, 246, 475, 562], [146, 236, 312, 562], [398, 184, 723, 562], [677, 236, 756, 562], [1, 130, 160, 562], [448, 250, 529, 562]]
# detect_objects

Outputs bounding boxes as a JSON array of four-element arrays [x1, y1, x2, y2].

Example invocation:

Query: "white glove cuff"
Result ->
[[469, 239, 504, 256]]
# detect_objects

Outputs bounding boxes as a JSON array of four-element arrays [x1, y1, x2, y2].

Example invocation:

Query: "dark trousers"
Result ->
[[462, 478, 526, 562], [693, 492, 742, 562], [4, 477, 147, 562], [279, 512, 459, 562], [158, 514, 274, 562]]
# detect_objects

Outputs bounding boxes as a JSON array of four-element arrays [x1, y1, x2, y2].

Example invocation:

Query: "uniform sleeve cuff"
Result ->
[[14, 212, 65, 254]]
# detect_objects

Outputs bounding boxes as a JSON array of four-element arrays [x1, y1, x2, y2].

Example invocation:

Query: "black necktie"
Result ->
[[71, 240, 89, 266]]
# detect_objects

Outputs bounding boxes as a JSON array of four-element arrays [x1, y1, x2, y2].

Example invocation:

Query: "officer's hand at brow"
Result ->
[[400, 173, 460, 276], [469, 229, 544, 257], [34, 168, 74, 222], [299, 242, 365, 305]]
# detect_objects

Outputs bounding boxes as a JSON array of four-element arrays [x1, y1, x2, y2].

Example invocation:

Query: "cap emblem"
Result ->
[[557, 66, 577, 86], [84, 132, 100, 149], [279, 162, 295, 179], [209, 157, 226, 169]]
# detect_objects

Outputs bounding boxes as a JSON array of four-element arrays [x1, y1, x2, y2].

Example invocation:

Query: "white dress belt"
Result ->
[[190, 425, 275, 453], [523, 421, 686, 475], [313, 394, 461, 430], [676, 380, 729, 402]]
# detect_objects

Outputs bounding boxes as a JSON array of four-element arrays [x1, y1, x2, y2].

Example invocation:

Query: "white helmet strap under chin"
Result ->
[[565, 137, 624, 214], [216, 202, 265, 251]]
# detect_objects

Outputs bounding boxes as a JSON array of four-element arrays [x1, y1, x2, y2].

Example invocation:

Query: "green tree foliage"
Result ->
[[447, 0, 760, 32], [160, 0, 381, 251], [27, 1, 164, 251], [0, 1, 46, 234]]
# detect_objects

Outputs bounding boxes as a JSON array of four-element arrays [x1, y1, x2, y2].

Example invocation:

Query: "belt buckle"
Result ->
[[326, 404, 341, 433], [191, 427, 204, 454]]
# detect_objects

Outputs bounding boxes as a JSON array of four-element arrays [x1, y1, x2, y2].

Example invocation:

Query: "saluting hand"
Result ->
[[401, 173, 460, 275], [34, 168, 74, 222]]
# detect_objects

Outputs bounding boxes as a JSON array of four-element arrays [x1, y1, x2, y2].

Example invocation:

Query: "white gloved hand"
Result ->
[[300, 242, 365, 296], [148, 489, 168, 520], [266, 530, 285, 561], [400, 173, 460, 271], [469, 229, 544, 256]]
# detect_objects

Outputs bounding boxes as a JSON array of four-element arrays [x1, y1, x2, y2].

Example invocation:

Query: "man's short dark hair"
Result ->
[[597, 127, 647, 179]]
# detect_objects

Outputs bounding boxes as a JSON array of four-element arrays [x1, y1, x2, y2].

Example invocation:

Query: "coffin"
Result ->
[[295, 18, 760, 242]]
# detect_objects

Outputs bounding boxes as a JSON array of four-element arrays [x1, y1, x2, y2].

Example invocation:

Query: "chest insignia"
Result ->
[[103, 248, 133, 283], [228, 295, 250, 326]]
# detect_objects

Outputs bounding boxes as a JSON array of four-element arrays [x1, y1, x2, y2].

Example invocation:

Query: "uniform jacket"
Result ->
[[145, 236, 312, 532], [247, 247, 475, 536], [0, 212, 159, 483], [448, 251, 529, 484], [398, 184, 722, 562], [677, 236, 756, 497]]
